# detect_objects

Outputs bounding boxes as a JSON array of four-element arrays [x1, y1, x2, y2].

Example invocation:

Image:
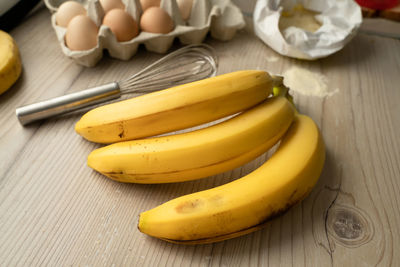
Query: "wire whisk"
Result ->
[[16, 44, 218, 126], [120, 44, 217, 94]]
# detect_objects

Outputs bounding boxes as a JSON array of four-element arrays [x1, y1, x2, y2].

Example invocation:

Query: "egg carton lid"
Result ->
[[45, 0, 245, 67]]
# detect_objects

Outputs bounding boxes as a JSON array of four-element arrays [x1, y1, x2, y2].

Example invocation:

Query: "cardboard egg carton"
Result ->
[[44, 0, 245, 67]]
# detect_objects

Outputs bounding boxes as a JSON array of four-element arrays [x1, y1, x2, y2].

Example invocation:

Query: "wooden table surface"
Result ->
[[1, 2, 400, 266]]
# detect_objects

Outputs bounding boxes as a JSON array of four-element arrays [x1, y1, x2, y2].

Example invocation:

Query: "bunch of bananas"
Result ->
[[75, 70, 325, 244]]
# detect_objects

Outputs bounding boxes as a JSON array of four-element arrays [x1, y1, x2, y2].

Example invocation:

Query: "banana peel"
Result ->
[[0, 30, 22, 95]]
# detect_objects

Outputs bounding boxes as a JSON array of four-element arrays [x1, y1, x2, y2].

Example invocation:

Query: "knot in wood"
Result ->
[[332, 210, 363, 239], [327, 205, 373, 248]]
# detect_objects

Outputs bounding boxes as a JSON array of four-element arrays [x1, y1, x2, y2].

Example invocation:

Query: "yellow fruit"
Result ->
[[138, 114, 325, 244], [75, 70, 278, 144], [0, 30, 22, 95], [87, 96, 295, 183]]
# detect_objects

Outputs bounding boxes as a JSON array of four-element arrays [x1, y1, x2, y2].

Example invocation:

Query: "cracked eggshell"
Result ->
[[45, 0, 245, 67]]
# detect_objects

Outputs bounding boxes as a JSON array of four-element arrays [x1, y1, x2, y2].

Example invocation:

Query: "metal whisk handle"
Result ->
[[16, 82, 121, 125]]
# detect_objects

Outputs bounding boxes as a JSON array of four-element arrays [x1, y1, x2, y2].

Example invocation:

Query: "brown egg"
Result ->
[[103, 9, 139, 42], [65, 15, 98, 51], [99, 0, 125, 13], [56, 1, 86, 27], [140, 0, 160, 11], [140, 7, 174, 34], [177, 0, 193, 21]]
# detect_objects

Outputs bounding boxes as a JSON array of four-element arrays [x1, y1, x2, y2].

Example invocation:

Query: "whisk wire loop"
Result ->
[[16, 44, 218, 125], [118, 44, 218, 93]]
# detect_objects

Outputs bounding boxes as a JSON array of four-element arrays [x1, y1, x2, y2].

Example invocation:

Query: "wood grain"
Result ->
[[1, 3, 400, 266]]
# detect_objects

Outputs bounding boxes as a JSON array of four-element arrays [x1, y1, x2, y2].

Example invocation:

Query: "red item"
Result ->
[[355, 0, 398, 10]]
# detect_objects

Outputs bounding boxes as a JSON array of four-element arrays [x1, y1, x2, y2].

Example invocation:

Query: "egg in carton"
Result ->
[[44, 0, 245, 67]]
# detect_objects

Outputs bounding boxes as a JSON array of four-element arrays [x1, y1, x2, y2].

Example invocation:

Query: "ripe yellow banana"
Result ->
[[88, 96, 295, 183], [0, 30, 22, 95], [138, 114, 325, 244], [75, 70, 279, 144]]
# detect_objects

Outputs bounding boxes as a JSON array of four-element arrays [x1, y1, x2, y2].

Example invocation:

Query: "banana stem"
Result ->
[[271, 75, 297, 113]]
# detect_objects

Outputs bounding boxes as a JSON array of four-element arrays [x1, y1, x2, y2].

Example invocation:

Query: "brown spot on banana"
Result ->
[[175, 199, 204, 214], [117, 123, 125, 139], [159, 190, 312, 245]]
